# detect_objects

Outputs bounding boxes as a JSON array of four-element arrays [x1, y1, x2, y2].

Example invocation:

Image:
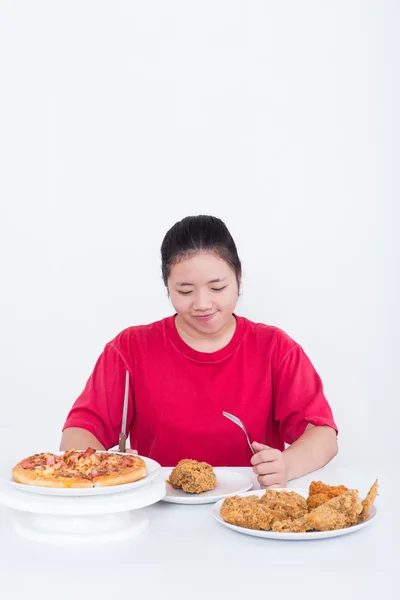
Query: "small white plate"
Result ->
[[162, 468, 253, 504], [212, 488, 377, 540], [2, 454, 161, 497]]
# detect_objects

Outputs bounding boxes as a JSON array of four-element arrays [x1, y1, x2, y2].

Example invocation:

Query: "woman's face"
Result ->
[[168, 252, 239, 336]]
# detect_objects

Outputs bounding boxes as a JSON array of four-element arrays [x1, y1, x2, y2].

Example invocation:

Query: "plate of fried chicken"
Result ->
[[162, 459, 253, 504], [212, 480, 378, 539]]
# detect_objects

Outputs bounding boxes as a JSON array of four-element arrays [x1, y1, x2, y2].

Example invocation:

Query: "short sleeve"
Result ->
[[273, 344, 338, 445], [62, 344, 134, 450]]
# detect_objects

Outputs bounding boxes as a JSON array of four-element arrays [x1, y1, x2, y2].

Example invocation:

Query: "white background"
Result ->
[[0, 1, 398, 465]]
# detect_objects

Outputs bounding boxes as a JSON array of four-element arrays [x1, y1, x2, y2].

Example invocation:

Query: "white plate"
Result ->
[[212, 488, 377, 540], [2, 454, 161, 497], [161, 468, 253, 504]]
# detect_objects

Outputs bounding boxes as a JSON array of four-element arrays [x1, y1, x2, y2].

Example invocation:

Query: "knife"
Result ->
[[118, 370, 130, 452]]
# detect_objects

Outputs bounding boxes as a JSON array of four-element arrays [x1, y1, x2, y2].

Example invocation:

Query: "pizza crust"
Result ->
[[12, 464, 93, 488]]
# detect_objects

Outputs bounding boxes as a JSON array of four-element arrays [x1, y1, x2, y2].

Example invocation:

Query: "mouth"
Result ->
[[193, 312, 218, 322]]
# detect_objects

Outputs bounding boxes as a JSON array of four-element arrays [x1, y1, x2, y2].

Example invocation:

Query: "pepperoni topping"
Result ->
[[83, 448, 96, 458], [20, 453, 53, 469]]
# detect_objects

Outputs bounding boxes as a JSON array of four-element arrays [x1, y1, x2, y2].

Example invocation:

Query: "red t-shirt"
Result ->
[[63, 315, 337, 466]]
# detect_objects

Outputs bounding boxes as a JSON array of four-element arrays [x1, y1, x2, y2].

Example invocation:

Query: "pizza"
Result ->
[[12, 448, 147, 488]]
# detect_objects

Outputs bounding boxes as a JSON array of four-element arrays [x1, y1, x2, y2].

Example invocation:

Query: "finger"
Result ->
[[258, 473, 283, 488], [251, 448, 280, 466], [252, 461, 279, 476], [252, 441, 271, 453], [126, 448, 138, 455]]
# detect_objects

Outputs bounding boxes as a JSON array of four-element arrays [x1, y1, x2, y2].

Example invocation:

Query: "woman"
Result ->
[[61, 215, 338, 488]]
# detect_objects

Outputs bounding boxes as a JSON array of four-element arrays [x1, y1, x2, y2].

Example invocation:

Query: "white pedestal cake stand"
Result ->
[[0, 476, 166, 543]]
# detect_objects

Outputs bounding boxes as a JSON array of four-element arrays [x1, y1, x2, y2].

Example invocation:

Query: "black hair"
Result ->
[[161, 215, 242, 289]]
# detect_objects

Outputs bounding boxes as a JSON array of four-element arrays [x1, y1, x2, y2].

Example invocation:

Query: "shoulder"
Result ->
[[106, 316, 173, 354], [239, 316, 300, 363], [240, 316, 297, 348]]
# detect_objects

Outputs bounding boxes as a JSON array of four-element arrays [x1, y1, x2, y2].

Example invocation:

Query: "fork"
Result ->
[[222, 411, 256, 454]]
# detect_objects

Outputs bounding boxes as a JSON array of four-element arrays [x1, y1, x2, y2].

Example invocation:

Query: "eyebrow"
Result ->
[[176, 277, 227, 287]]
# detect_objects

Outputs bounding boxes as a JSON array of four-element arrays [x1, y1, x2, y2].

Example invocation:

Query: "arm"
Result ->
[[60, 342, 134, 452], [252, 424, 338, 488], [283, 424, 338, 480], [60, 427, 106, 451], [254, 333, 339, 487]]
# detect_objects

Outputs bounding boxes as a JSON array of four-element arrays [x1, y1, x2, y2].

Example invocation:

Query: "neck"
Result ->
[[175, 314, 237, 352]]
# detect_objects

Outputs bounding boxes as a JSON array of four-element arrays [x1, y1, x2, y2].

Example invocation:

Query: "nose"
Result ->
[[192, 290, 213, 312]]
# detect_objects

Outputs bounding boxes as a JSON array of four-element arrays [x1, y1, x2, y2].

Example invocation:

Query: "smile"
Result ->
[[193, 312, 217, 321]]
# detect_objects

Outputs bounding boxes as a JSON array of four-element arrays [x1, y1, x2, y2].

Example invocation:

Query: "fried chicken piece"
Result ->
[[260, 489, 308, 521], [272, 518, 312, 533], [220, 490, 307, 531], [360, 479, 379, 521], [167, 459, 216, 493], [273, 490, 362, 533], [307, 481, 349, 511], [306, 493, 330, 511], [308, 481, 349, 499], [220, 495, 274, 530], [304, 490, 362, 531]]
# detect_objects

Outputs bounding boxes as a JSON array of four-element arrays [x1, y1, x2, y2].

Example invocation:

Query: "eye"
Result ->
[[211, 286, 227, 292], [178, 290, 192, 295]]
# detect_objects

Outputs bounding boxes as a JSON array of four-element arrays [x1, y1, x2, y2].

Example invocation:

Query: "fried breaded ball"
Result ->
[[167, 459, 216, 493]]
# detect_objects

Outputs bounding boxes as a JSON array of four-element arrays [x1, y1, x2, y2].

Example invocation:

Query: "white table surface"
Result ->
[[0, 459, 396, 600]]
